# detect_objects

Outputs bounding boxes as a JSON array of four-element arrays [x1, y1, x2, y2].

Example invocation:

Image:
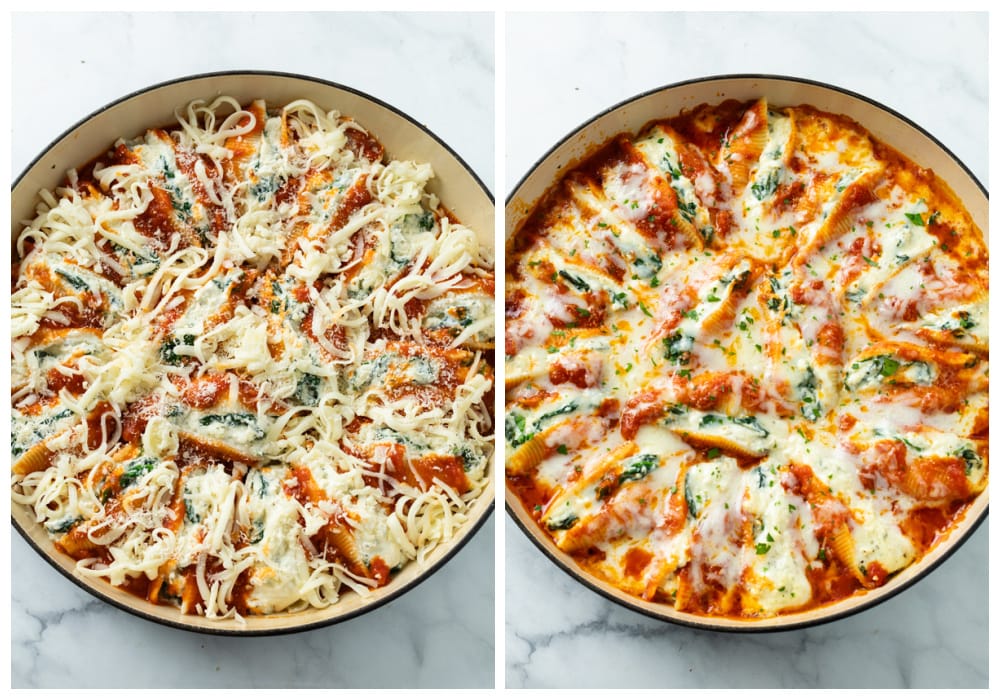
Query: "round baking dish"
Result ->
[[11, 71, 495, 636], [505, 74, 988, 632]]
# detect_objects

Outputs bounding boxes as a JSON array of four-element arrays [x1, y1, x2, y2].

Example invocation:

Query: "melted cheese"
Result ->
[[506, 99, 987, 620]]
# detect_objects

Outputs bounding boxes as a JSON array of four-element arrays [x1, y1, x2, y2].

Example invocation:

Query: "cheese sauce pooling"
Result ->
[[12, 97, 495, 620], [505, 99, 987, 618]]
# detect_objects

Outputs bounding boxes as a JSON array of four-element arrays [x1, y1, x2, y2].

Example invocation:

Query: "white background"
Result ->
[[505, 11, 988, 689], [10, 11, 495, 689]]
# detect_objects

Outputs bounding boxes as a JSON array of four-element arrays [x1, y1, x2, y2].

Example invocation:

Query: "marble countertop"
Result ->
[[10, 12, 494, 689], [505, 12, 988, 689]]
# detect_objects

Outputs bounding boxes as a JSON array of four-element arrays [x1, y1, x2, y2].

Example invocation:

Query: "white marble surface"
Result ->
[[10, 12, 494, 689], [505, 12, 988, 689]]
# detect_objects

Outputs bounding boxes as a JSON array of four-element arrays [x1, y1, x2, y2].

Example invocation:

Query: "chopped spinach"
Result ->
[[879, 357, 901, 377], [161, 334, 196, 364], [47, 515, 82, 534], [507, 403, 578, 449], [373, 427, 428, 452], [558, 270, 591, 292], [198, 413, 265, 440], [120, 457, 158, 488], [846, 355, 898, 389], [11, 407, 77, 458], [452, 443, 482, 472], [408, 356, 438, 384], [750, 170, 779, 200], [611, 291, 630, 310], [699, 413, 768, 437], [294, 373, 322, 406], [633, 254, 663, 279], [955, 447, 982, 475], [505, 412, 534, 448], [944, 310, 978, 337], [416, 210, 436, 231], [169, 191, 194, 221], [403, 210, 436, 232], [55, 269, 90, 292], [907, 361, 934, 384], [249, 517, 265, 544], [663, 332, 694, 364], [847, 354, 935, 390], [619, 454, 659, 484], [766, 276, 792, 314], [676, 197, 698, 222], [546, 513, 579, 531], [845, 288, 867, 304], [352, 354, 392, 390], [249, 176, 280, 202], [872, 428, 924, 452], [684, 472, 699, 518], [798, 367, 821, 422], [46, 408, 74, 424], [158, 157, 176, 180], [661, 155, 683, 180], [247, 470, 268, 498], [537, 402, 578, 426], [733, 415, 769, 437], [183, 486, 200, 523]]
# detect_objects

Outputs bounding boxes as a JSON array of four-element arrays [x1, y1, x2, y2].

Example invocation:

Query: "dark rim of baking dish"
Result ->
[[11, 69, 496, 637], [504, 72, 988, 634]]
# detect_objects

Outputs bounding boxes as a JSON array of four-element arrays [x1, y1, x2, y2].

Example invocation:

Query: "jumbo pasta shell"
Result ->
[[12, 439, 59, 475]]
